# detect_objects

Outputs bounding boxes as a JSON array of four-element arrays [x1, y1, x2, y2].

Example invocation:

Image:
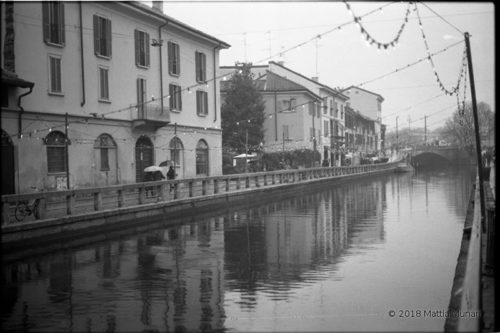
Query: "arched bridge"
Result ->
[[410, 145, 471, 166]]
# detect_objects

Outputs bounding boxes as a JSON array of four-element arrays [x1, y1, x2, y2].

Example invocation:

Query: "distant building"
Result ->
[[221, 61, 349, 166], [342, 86, 384, 153], [1, 1, 229, 194]]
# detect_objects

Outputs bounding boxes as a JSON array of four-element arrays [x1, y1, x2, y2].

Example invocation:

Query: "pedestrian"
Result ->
[[144, 172, 154, 197], [167, 166, 176, 192]]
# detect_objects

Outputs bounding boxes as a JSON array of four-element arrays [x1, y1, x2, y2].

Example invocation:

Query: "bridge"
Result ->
[[409, 145, 471, 166]]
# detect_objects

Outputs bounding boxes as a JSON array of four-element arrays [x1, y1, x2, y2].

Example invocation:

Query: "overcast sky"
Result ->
[[151, 1, 494, 132]]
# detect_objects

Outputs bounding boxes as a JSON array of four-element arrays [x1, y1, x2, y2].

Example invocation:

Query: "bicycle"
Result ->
[[14, 188, 42, 222]]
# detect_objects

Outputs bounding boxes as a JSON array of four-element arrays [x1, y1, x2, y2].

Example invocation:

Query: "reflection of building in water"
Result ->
[[2, 218, 226, 332], [344, 179, 386, 245], [223, 179, 387, 301]]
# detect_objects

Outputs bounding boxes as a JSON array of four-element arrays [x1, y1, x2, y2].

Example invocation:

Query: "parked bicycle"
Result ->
[[14, 187, 42, 222]]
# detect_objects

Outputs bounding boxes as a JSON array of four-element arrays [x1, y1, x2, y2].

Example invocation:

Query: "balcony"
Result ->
[[132, 102, 170, 131]]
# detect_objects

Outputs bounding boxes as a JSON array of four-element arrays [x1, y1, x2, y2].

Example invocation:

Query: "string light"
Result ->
[[415, 3, 468, 97], [343, 0, 413, 50]]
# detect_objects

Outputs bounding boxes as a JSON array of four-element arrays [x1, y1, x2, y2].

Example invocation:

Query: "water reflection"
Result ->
[[2, 166, 474, 332]]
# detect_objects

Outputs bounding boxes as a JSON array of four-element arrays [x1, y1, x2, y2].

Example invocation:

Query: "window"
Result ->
[[49, 55, 62, 94], [135, 29, 150, 67], [93, 15, 112, 58], [169, 84, 182, 111], [168, 41, 180, 75], [195, 51, 206, 82], [324, 120, 329, 137], [98, 67, 109, 101], [44, 131, 68, 173], [137, 78, 147, 118], [42, 2, 65, 46], [334, 101, 338, 117], [196, 90, 208, 116], [196, 140, 209, 176], [283, 125, 289, 140], [310, 128, 314, 142], [169, 137, 184, 171], [94, 134, 116, 171]]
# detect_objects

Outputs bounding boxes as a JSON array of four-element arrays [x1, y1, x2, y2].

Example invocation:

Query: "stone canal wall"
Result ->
[[2, 162, 397, 249]]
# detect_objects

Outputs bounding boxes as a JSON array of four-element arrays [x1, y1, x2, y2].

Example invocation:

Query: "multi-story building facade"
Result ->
[[341, 86, 384, 153], [221, 68, 323, 154], [221, 61, 348, 166], [1, 1, 229, 194]]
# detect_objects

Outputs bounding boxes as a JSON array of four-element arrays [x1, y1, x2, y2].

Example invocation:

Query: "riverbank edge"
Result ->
[[2, 167, 396, 253]]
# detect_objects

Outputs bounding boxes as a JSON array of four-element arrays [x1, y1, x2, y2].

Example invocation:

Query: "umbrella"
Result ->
[[144, 166, 163, 172]]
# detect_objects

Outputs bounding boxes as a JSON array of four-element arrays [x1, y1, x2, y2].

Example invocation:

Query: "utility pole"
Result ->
[[65, 112, 70, 190], [407, 115, 411, 147], [464, 32, 486, 224], [396, 116, 399, 154], [312, 102, 317, 153], [245, 128, 248, 173], [424, 115, 427, 145]]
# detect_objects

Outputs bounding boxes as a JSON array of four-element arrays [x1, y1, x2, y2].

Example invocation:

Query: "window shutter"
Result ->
[[134, 30, 139, 65], [167, 42, 172, 72], [42, 3, 50, 42], [178, 86, 182, 110], [204, 92, 208, 115], [196, 91, 200, 114], [106, 19, 112, 57], [145, 33, 150, 67], [93, 15, 99, 55], [59, 3, 65, 44]]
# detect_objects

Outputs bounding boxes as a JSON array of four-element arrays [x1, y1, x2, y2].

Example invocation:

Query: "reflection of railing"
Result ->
[[1, 162, 397, 241]]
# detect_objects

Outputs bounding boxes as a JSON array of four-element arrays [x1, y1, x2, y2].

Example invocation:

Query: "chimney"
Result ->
[[152, 1, 164, 13], [311, 76, 319, 82]]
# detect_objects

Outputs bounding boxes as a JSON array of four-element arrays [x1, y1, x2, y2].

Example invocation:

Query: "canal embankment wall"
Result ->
[[2, 163, 398, 251], [445, 164, 496, 333]]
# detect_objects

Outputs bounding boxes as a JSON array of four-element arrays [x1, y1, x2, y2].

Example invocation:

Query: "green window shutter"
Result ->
[[106, 19, 112, 57], [59, 3, 65, 44], [145, 33, 150, 67], [204, 92, 208, 115], [42, 3, 50, 42], [93, 15, 99, 55], [134, 30, 139, 65], [167, 42, 173, 72]]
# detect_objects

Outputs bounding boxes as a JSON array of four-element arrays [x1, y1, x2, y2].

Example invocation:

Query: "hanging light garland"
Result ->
[[344, 0, 413, 50], [415, 3, 468, 97]]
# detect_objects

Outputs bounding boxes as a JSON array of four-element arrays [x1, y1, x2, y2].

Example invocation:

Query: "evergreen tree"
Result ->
[[221, 63, 266, 153]]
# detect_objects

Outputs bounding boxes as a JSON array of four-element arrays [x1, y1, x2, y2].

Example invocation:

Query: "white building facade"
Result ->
[[1, 1, 229, 194], [341, 86, 384, 152]]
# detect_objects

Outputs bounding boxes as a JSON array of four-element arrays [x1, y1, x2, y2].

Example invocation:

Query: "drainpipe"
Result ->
[[79, 1, 85, 107], [17, 85, 34, 138], [213, 44, 221, 122], [158, 20, 168, 114]]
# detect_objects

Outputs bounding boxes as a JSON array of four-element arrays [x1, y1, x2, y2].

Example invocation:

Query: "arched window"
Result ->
[[94, 134, 116, 171], [44, 131, 68, 173], [196, 139, 209, 176], [169, 136, 184, 170]]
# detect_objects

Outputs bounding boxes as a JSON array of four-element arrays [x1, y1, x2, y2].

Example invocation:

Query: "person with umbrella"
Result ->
[[144, 166, 165, 197]]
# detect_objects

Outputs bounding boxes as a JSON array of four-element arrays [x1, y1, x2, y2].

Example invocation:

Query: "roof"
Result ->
[[269, 61, 349, 100], [123, 2, 230, 49], [1, 68, 34, 88], [220, 71, 322, 100], [342, 85, 384, 102]]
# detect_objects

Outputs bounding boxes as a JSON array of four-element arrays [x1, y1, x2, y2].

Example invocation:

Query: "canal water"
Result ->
[[1, 165, 476, 332]]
